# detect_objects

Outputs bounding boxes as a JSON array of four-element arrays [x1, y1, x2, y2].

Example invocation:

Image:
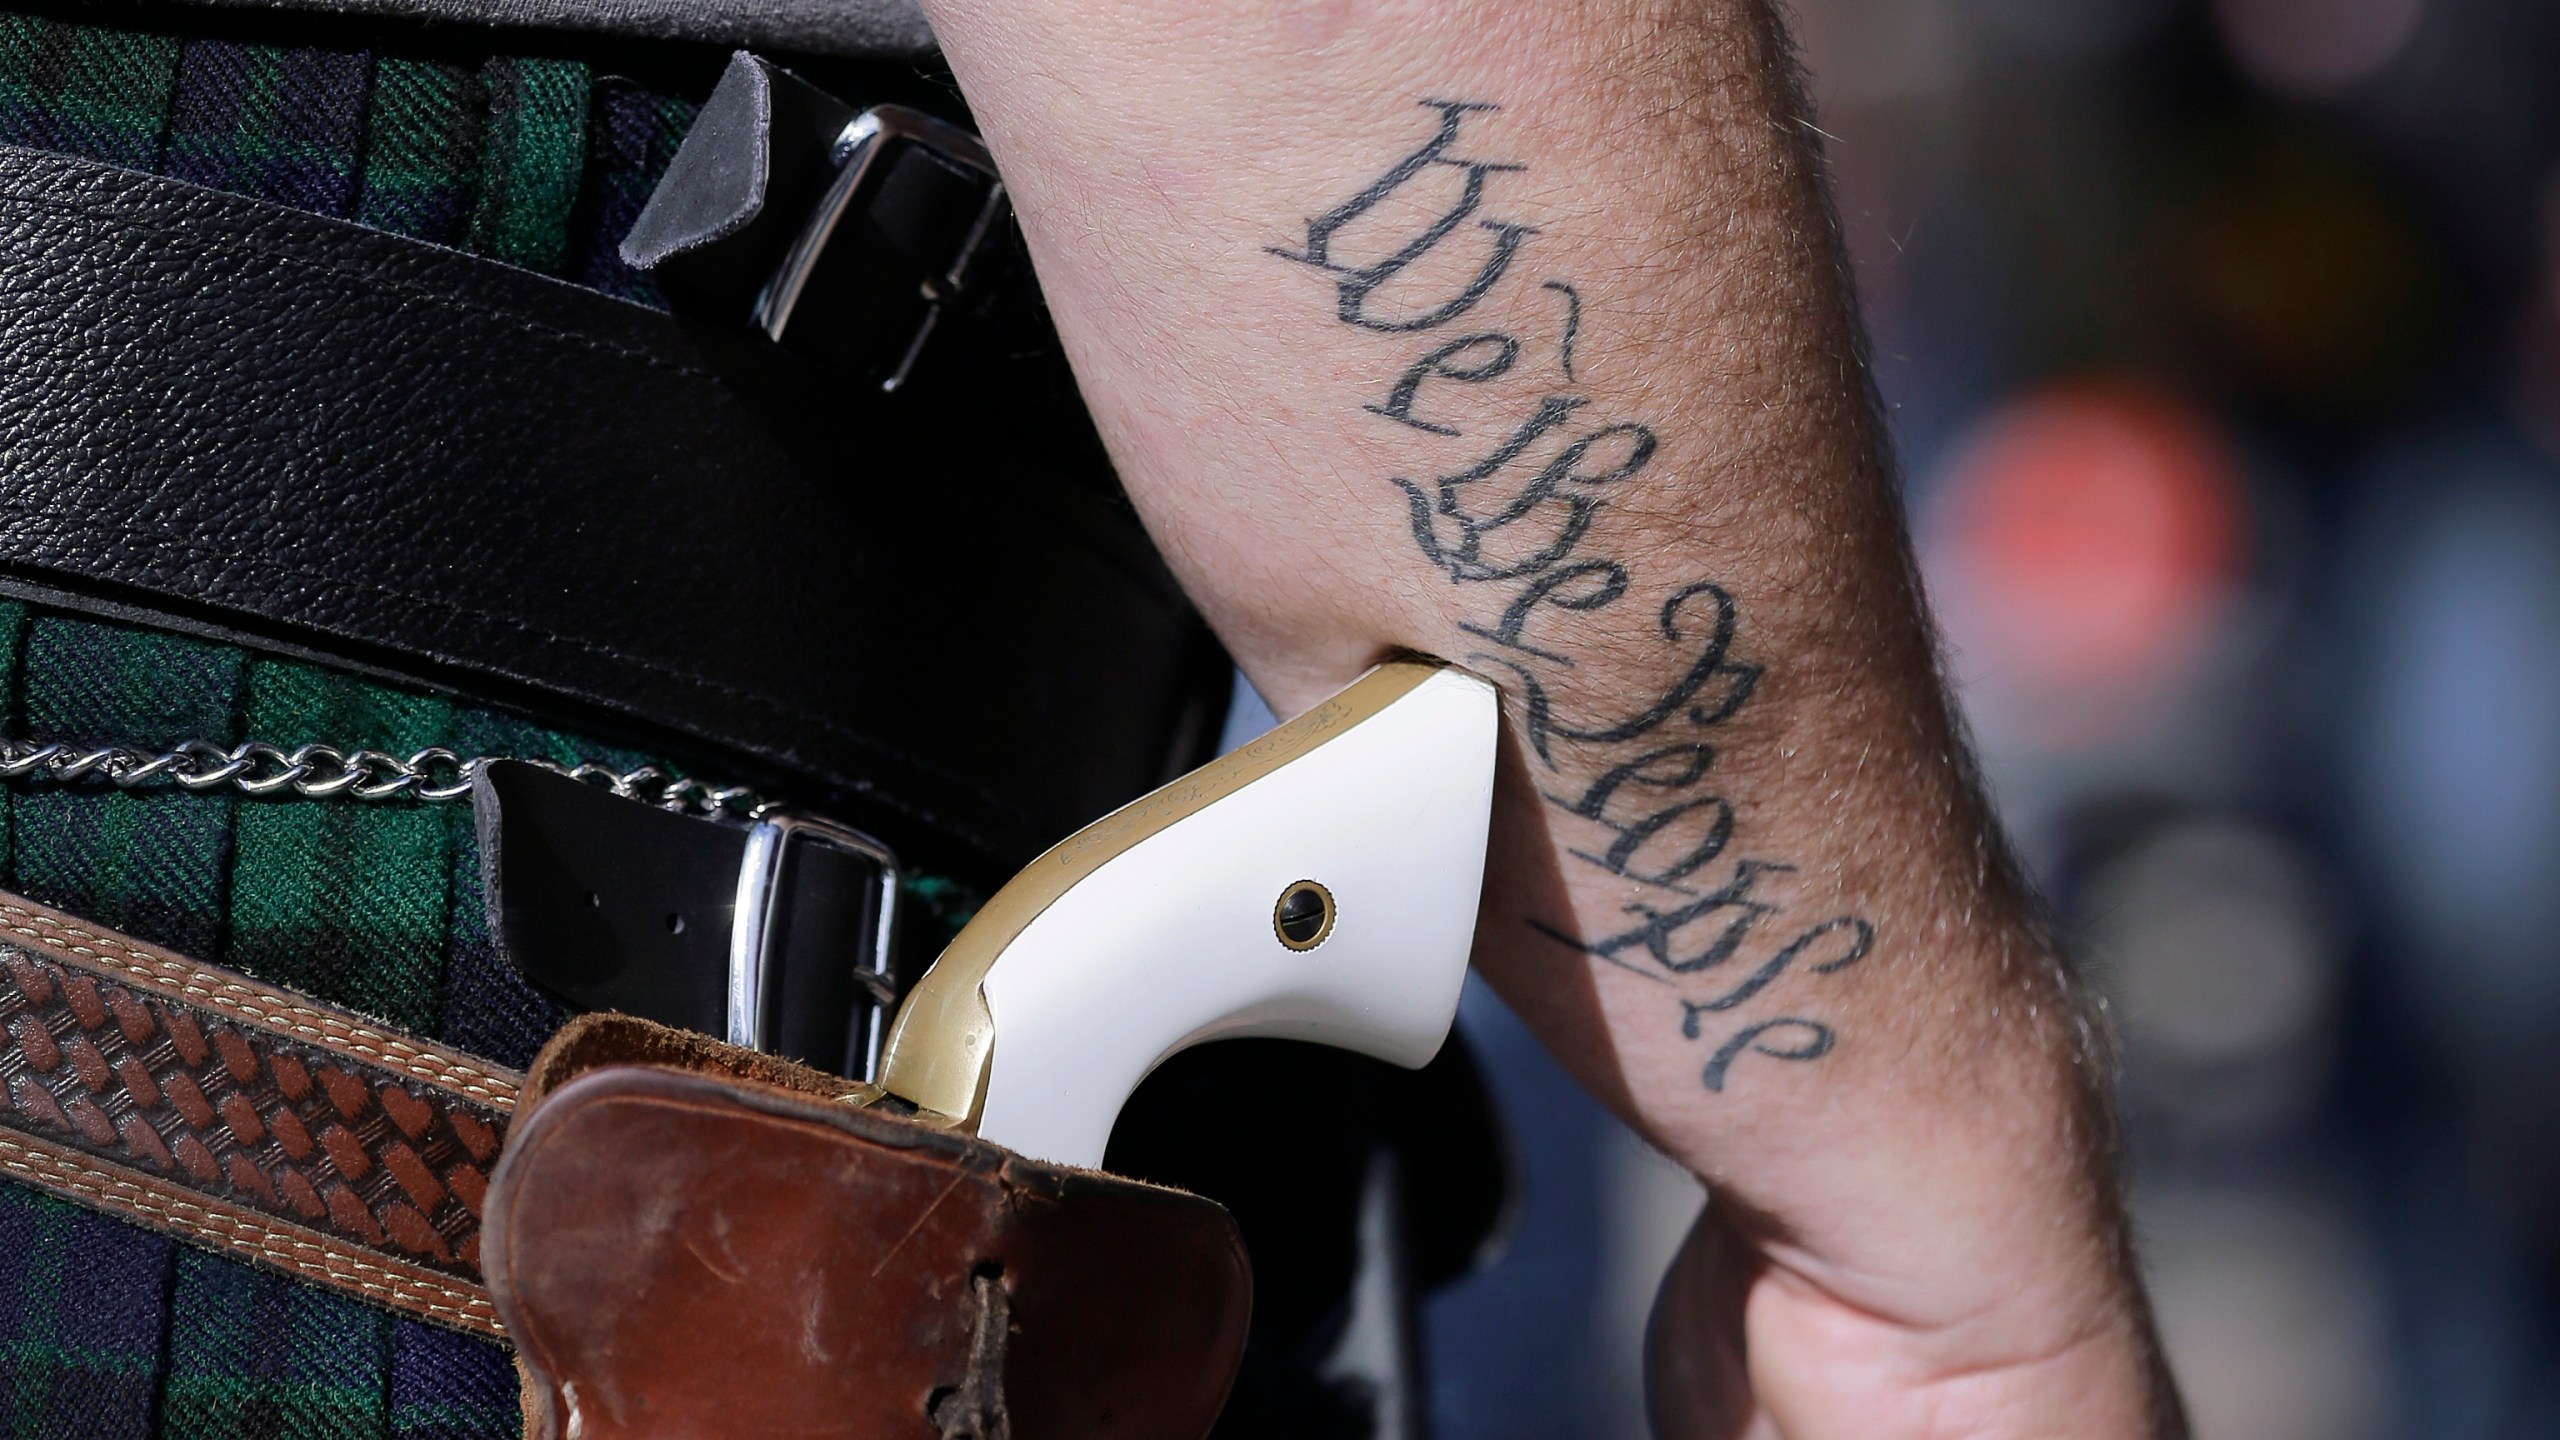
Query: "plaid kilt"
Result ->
[[0, 14, 723, 1434]]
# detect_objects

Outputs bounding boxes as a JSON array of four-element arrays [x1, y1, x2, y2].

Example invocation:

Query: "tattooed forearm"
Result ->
[[1274, 98, 1877, 1094]]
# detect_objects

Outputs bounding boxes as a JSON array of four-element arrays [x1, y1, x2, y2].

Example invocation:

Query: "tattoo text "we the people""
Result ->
[[1272, 99, 1875, 1093]]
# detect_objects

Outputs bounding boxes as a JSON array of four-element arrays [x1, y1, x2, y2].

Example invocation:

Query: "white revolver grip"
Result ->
[[972, 666, 1498, 1169]]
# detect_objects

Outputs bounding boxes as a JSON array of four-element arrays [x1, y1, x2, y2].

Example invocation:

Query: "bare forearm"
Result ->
[[922, 2, 2171, 1433]]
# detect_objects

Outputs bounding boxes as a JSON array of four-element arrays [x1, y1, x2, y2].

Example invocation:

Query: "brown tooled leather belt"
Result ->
[[0, 890, 514, 1335], [0, 891, 1251, 1438]]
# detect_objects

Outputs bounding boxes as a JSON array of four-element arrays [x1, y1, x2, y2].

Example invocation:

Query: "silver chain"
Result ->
[[0, 739, 772, 818]]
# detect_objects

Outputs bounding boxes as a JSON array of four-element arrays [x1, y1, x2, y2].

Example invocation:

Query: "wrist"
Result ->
[[1653, 1169, 2172, 1440]]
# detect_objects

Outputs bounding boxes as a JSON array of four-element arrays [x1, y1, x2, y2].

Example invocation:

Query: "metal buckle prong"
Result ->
[[727, 811, 903, 1079], [751, 104, 1007, 393]]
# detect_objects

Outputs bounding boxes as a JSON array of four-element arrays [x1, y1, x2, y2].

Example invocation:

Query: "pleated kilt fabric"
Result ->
[[0, 9, 693, 298], [0, 14, 704, 1436], [0, 614, 636, 1439]]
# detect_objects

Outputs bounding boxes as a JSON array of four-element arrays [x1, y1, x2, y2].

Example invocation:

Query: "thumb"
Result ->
[[1645, 1199, 1775, 1440]]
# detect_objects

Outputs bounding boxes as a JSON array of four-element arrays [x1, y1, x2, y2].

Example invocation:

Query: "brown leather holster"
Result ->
[[484, 1016, 1253, 1440]]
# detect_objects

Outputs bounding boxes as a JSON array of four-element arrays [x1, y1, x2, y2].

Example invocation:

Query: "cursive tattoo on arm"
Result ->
[[1274, 98, 1876, 1094]]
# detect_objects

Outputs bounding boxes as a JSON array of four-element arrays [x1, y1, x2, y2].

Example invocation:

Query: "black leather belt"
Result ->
[[0, 142, 1227, 877], [475, 760, 903, 1078]]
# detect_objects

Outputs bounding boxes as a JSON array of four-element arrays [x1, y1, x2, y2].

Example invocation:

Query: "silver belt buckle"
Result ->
[[752, 104, 1008, 394], [727, 811, 903, 1080]]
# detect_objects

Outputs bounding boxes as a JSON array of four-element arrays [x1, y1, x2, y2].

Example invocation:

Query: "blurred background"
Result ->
[[1408, 1, 2560, 1435]]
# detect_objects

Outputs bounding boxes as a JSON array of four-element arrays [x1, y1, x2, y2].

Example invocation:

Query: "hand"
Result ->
[[916, 3, 2184, 1434]]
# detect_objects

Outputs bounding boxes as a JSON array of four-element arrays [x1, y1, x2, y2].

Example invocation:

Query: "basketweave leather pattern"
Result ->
[[0, 892, 518, 1337]]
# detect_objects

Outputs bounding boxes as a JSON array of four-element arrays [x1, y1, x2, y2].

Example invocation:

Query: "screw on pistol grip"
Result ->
[[1273, 880, 1336, 951]]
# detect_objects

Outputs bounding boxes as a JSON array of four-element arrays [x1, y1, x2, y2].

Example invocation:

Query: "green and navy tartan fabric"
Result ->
[[0, 600, 621, 1437], [0, 9, 695, 297], [162, 40, 369, 216], [0, 11, 735, 1435], [353, 58, 484, 249]]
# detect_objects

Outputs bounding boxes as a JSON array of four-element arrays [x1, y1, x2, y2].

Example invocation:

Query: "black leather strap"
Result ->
[[474, 761, 896, 1078], [0, 144, 1226, 874], [624, 52, 1012, 390]]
